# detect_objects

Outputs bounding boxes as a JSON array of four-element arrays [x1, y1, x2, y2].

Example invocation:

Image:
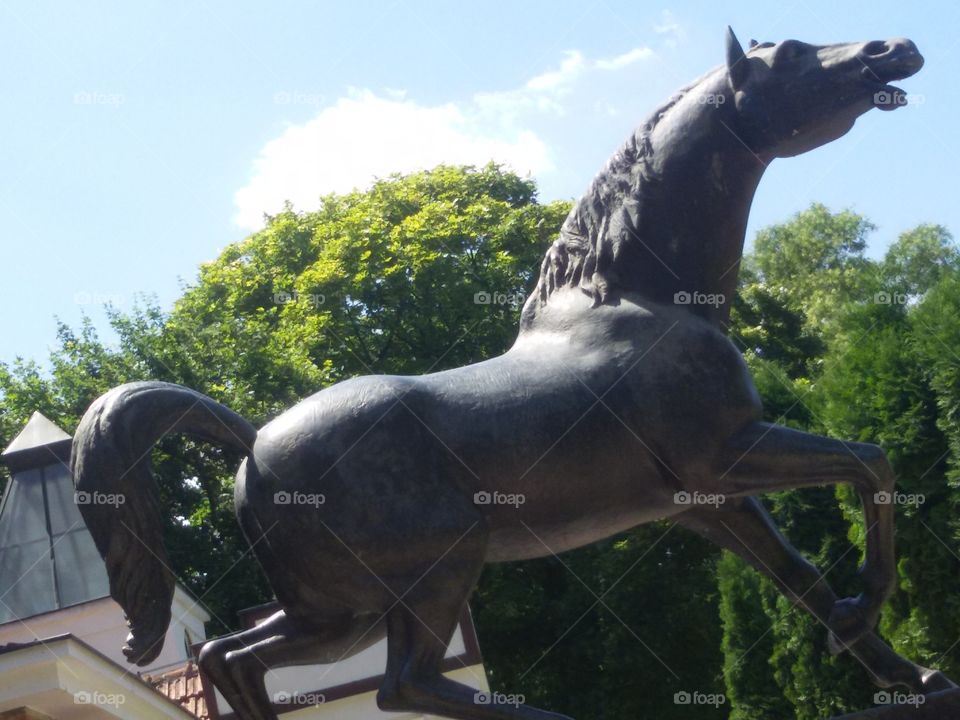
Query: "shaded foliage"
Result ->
[[720, 204, 960, 719]]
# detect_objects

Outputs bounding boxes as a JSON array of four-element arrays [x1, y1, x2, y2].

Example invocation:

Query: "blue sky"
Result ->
[[2, 0, 958, 366]]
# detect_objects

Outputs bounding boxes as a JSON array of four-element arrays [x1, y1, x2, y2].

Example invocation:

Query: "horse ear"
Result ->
[[726, 26, 750, 90], [749, 39, 759, 48]]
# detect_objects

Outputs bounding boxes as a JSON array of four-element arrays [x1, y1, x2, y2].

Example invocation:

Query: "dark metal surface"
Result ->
[[831, 688, 960, 719], [71, 28, 952, 720]]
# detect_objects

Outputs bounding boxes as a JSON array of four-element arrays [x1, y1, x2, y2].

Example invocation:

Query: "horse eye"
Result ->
[[775, 40, 806, 63]]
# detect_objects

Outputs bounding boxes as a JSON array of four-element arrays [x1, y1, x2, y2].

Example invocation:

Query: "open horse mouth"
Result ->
[[862, 40, 924, 111]]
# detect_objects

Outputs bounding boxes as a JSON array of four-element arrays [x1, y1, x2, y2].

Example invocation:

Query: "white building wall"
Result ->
[[0, 585, 209, 675]]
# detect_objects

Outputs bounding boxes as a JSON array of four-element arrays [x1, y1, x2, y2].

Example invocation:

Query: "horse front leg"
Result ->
[[709, 420, 897, 646], [676, 497, 954, 693]]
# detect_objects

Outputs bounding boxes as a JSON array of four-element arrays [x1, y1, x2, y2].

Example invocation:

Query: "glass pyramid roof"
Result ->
[[0, 413, 109, 625]]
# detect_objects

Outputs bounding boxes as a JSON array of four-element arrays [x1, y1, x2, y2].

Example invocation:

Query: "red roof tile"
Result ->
[[145, 661, 209, 720]]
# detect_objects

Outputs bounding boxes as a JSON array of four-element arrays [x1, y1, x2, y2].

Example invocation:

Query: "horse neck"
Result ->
[[558, 76, 768, 329]]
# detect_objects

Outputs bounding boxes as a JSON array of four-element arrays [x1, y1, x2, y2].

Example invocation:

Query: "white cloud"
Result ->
[[233, 90, 552, 230], [594, 100, 620, 117], [478, 46, 654, 121], [526, 50, 586, 91], [234, 45, 656, 230], [595, 47, 655, 71], [654, 10, 686, 48]]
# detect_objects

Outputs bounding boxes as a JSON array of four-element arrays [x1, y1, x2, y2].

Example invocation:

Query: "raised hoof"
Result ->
[[827, 596, 874, 652], [921, 668, 959, 693], [827, 631, 846, 656]]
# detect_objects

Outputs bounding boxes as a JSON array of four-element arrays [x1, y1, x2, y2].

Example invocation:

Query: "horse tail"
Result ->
[[70, 381, 257, 666]]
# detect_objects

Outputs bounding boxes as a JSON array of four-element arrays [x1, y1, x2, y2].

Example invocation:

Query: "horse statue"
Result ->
[[71, 28, 952, 720]]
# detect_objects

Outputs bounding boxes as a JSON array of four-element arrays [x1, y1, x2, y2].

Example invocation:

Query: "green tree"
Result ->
[[5, 183, 959, 720], [0, 164, 570, 635], [474, 524, 726, 719], [1, 165, 730, 719], [751, 203, 876, 334], [718, 551, 793, 720], [812, 229, 960, 680], [721, 208, 960, 719], [881, 225, 958, 298]]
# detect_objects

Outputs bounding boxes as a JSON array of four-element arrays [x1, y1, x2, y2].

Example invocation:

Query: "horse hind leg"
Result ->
[[198, 608, 386, 720], [676, 497, 954, 694], [376, 523, 572, 719], [198, 627, 269, 720]]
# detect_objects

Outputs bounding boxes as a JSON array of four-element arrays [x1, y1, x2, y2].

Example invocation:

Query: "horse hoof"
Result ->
[[921, 668, 959, 693], [827, 631, 845, 656], [827, 596, 873, 650]]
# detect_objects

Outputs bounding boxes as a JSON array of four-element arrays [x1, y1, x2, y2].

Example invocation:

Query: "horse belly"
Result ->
[[479, 436, 685, 561]]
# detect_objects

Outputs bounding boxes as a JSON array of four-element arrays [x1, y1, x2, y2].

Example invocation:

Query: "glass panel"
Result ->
[[44, 463, 87, 535], [0, 538, 56, 624], [0, 460, 112, 620], [0, 470, 48, 548], [53, 528, 110, 607]]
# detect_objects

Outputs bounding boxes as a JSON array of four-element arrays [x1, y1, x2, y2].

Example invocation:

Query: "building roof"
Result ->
[[0, 634, 195, 718], [0, 412, 213, 719], [144, 662, 209, 720], [0, 414, 109, 626], [2, 413, 71, 456], [1, 413, 72, 474]]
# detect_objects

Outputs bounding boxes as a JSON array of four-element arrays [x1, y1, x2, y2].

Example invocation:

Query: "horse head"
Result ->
[[526, 27, 926, 328], [725, 27, 924, 158]]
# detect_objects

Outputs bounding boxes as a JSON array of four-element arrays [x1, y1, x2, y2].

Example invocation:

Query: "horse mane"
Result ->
[[535, 68, 722, 307]]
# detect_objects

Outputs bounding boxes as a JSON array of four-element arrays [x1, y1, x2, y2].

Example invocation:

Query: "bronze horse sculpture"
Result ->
[[71, 29, 952, 720]]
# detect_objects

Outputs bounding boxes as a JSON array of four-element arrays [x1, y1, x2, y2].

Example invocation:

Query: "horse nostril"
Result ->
[[861, 40, 889, 57]]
